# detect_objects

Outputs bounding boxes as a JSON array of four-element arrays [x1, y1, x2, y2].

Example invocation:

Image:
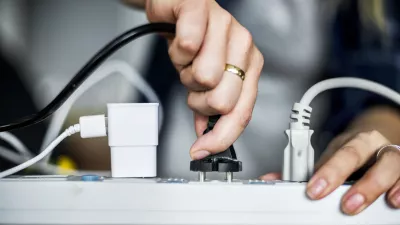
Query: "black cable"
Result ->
[[0, 23, 176, 132]]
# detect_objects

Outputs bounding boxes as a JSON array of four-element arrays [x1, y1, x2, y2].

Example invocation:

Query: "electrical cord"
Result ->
[[0, 124, 80, 178], [0, 23, 175, 132], [300, 77, 400, 106], [0, 132, 33, 157], [285, 77, 400, 181], [0, 60, 163, 174], [0, 146, 29, 164], [0, 146, 72, 174], [40, 60, 164, 165]]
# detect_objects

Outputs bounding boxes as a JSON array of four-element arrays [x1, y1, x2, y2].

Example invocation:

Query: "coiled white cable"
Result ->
[[0, 124, 80, 178]]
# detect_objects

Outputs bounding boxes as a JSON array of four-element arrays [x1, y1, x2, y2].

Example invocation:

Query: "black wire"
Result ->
[[0, 23, 176, 132]]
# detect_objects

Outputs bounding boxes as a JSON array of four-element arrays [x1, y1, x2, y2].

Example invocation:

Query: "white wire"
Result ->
[[0, 124, 80, 178], [300, 77, 400, 106], [0, 146, 111, 176], [40, 60, 163, 166], [0, 145, 72, 174], [0, 60, 161, 175], [0, 146, 27, 164], [0, 132, 33, 157]]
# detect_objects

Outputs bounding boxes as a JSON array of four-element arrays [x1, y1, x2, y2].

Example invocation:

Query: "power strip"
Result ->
[[0, 175, 398, 225]]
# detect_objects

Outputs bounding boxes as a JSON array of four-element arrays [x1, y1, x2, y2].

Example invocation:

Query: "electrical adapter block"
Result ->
[[107, 103, 159, 178]]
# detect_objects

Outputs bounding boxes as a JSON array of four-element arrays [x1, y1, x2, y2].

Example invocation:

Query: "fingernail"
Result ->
[[344, 193, 365, 213], [390, 190, 400, 207], [191, 150, 210, 160], [307, 178, 328, 199]]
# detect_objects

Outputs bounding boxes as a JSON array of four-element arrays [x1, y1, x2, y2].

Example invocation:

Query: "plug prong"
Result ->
[[226, 172, 233, 183], [199, 172, 206, 182]]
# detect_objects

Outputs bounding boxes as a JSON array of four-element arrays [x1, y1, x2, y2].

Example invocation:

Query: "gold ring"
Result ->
[[376, 144, 400, 160], [225, 64, 245, 81]]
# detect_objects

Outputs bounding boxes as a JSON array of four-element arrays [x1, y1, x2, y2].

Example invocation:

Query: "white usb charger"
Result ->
[[0, 103, 159, 179], [107, 103, 159, 178]]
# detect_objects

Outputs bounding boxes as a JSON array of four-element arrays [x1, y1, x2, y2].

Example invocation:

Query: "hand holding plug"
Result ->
[[140, 0, 263, 158]]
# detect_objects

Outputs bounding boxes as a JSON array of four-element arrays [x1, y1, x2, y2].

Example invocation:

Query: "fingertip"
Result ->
[[306, 177, 329, 200], [389, 189, 400, 208], [259, 173, 281, 181], [190, 129, 231, 156], [190, 150, 210, 160], [341, 192, 367, 215]]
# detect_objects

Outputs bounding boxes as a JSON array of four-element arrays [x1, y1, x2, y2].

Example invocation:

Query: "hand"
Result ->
[[143, 0, 264, 159], [261, 130, 400, 215]]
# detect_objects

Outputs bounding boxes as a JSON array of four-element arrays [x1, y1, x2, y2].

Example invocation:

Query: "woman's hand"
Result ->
[[126, 0, 264, 159], [308, 130, 400, 215], [261, 106, 400, 215]]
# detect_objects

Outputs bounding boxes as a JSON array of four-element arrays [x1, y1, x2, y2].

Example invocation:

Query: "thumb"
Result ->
[[190, 115, 237, 159]]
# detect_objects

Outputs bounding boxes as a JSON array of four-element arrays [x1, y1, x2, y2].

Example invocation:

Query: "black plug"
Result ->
[[190, 115, 242, 182]]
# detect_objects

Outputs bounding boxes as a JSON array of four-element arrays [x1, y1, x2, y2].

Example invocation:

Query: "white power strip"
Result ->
[[0, 175, 398, 225]]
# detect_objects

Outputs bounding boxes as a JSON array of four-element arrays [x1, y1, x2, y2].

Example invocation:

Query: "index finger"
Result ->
[[190, 46, 263, 158], [168, 0, 210, 67]]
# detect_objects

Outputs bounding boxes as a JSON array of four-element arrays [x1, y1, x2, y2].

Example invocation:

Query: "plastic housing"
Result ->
[[107, 103, 159, 177], [0, 176, 398, 225]]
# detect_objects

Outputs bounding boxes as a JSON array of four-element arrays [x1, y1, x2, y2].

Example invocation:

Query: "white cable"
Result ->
[[285, 77, 400, 182], [0, 124, 80, 178], [0, 146, 110, 176], [40, 60, 163, 166], [0, 145, 77, 174], [300, 77, 400, 106], [0, 146, 27, 164], [0, 60, 160, 176], [0, 132, 33, 157], [0, 135, 77, 174]]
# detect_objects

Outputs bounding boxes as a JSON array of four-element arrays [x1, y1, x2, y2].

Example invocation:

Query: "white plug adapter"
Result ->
[[282, 103, 315, 182], [107, 103, 159, 178]]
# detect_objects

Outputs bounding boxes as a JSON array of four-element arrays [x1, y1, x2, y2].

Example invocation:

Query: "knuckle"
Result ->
[[206, 96, 234, 114], [354, 132, 370, 143], [192, 64, 220, 88], [241, 28, 253, 50], [338, 146, 362, 167], [220, 10, 233, 27], [216, 136, 230, 149], [186, 93, 197, 111], [254, 48, 264, 75], [356, 130, 383, 144], [364, 172, 388, 193], [177, 38, 200, 55], [366, 129, 384, 140], [256, 48, 264, 66], [197, 0, 209, 8], [319, 162, 340, 180]]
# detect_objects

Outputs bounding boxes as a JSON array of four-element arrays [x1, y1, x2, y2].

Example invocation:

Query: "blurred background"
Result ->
[[1, 0, 400, 180]]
